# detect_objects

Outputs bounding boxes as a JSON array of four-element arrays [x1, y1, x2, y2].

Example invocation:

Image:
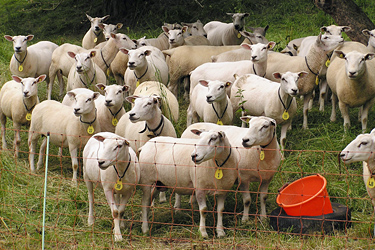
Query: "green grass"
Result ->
[[1, 0, 375, 249]]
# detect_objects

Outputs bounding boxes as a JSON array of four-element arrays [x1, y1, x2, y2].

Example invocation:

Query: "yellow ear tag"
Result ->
[[325, 59, 330, 67], [217, 119, 223, 125], [282, 110, 289, 120], [114, 179, 123, 191], [215, 169, 223, 180], [106, 68, 110, 76], [18, 65, 23, 72], [94, 37, 98, 43], [260, 150, 265, 161], [112, 117, 118, 126], [136, 80, 140, 87], [315, 76, 319, 85], [26, 113, 32, 121], [367, 177, 375, 189], [87, 125, 95, 134], [237, 33, 241, 39]]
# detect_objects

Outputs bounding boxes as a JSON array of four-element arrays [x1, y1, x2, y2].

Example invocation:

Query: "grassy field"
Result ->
[[1, 0, 375, 249]]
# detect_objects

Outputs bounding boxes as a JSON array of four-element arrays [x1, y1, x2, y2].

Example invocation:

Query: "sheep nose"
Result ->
[[76, 66, 82, 71], [252, 56, 257, 60], [234, 24, 240, 30], [74, 108, 80, 113], [129, 113, 135, 118], [169, 39, 175, 43], [349, 71, 356, 77], [98, 161, 105, 166], [206, 96, 212, 102], [128, 61, 135, 66], [204, 34, 207, 38], [15, 46, 21, 51], [94, 26, 100, 31], [23, 91, 29, 96], [105, 100, 112, 105], [191, 154, 197, 162], [292, 89, 298, 94]]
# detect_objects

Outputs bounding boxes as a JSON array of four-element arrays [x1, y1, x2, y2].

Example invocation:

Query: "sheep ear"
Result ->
[[4, 35, 13, 42], [86, 14, 93, 21], [67, 91, 76, 99], [26, 35, 34, 41], [98, 23, 105, 30], [102, 15, 110, 22], [182, 26, 188, 33], [190, 129, 203, 136], [152, 95, 161, 104], [116, 23, 123, 29], [93, 135, 105, 142], [12, 75, 22, 83], [240, 116, 252, 123], [199, 80, 209, 87], [122, 85, 129, 92], [362, 29, 371, 36], [110, 33, 116, 39], [144, 50, 152, 56], [370, 128, 375, 136], [92, 92, 100, 100], [335, 50, 345, 59], [320, 26, 328, 33], [241, 43, 252, 51], [270, 119, 276, 126], [298, 71, 309, 78], [243, 13, 250, 17], [125, 96, 138, 104], [218, 131, 225, 138], [264, 24, 269, 32], [293, 43, 298, 51], [365, 53, 375, 61], [341, 26, 351, 32], [89, 51, 96, 58], [67, 51, 76, 58], [233, 74, 239, 80], [37, 74, 47, 83], [225, 81, 232, 88], [119, 48, 129, 55], [267, 41, 276, 50], [162, 26, 169, 34], [96, 83, 106, 91], [273, 72, 282, 80]]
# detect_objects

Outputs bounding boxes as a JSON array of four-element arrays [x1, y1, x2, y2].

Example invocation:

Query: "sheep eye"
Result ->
[[86, 98, 92, 102], [115, 144, 123, 150], [123, 37, 127, 40], [359, 142, 368, 147], [281, 78, 285, 81], [219, 85, 224, 89], [117, 90, 122, 94]]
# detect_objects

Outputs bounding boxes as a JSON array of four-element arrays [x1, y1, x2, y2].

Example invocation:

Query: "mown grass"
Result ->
[[1, 0, 375, 249]]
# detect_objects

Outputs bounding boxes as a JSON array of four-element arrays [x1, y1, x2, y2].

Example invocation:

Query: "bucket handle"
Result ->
[[278, 183, 289, 193]]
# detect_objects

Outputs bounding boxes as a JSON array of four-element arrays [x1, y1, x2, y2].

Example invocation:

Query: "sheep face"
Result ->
[[241, 116, 277, 148], [182, 20, 207, 37], [316, 33, 344, 52], [98, 84, 128, 108], [162, 26, 187, 47], [227, 13, 249, 31], [273, 71, 308, 97], [103, 23, 123, 41], [126, 96, 160, 122], [69, 51, 95, 74], [4, 35, 34, 53], [242, 42, 275, 63], [340, 131, 375, 164], [335, 50, 375, 79], [86, 14, 109, 35], [112, 33, 137, 50], [240, 31, 269, 45], [190, 130, 228, 164], [136, 36, 149, 47], [199, 80, 231, 103], [363, 29, 375, 49], [68, 91, 99, 117], [93, 134, 130, 170], [321, 25, 351, 36], [12, 75, 46, 98], [124, 48, 151, 69]]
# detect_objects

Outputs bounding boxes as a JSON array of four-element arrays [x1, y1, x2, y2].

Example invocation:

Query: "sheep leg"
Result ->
[[186, 105, 194, 127], [118, 191, 132, 229], [28, 132, 40, 173], [358, 106, 363, 122], [302, 92, 313, 129], [241, 109, 247, 128], [239, 181, 251, 222], [216, 194, 226, 238], [104, 189, 123, 242], [159, 191, 167, 203], [361, 98, 375, 132], [259, 180, 271, 219], [319, 79, 328, 112], [13, 123, 21, 158], [363, 163, 375, 236], [36, 137, 47, 171], [141, 185, 152, 234], [57, 70, 65, 99], [85, 179, 95, 226], [195, 189, 208, 238], [280, 121, 291, 152], [0, 114, 7, 150], [174, 193, 181, 209], [330, 93, 337, 122], [114, 73, 124, 86], [338, 101, 350, 131], [183, 76, 190, 101], [69, 147, 79, 183]]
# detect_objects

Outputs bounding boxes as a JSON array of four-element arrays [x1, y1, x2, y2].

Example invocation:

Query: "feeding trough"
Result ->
[[270, 174, 351, 233]]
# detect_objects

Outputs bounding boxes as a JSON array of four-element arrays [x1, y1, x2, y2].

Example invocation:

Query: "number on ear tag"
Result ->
[[26, 113, 32, 121], [282, 110, 289, 120], [87, 125, 95, 134], [94, 37, 98, 43], [114, 179, 123, 191], [237, 33, 241, 39], [18, 65, 23, 72], [367, 177, 375, 189], [260, 150, 265, 161], [136, 80, 140, 87], [215, 169, 223, 180], [217, 119, 223, 125], [315, 76, 319, 85]]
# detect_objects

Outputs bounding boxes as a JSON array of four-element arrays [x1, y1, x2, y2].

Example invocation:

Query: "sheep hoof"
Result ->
[[114, 233, 123, 242], [217, 230, 225, 238], [88, 217, 94, 226]]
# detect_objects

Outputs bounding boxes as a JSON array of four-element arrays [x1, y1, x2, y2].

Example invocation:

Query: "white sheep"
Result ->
[[163, 45, 241, 97], [204, 13, 249, 46], [66, 51, 107, 92], [122, 46, 169, 95], [327, 47, 375, 131], [362, 29, 375, 53], [162, 26, 210, 48], [49, 33, 136, 97], [230, 71, 308, 150], [181, 116, 281, 221], [82, 14, 110, 49], [139, 129, 239, 237], [211, 38, 273, 62], [133, 81, 179, 123], [93, 22, 124, 49], [28, 90, 100, 183], [187, 80, 233, 126], [4, 35, 58, 100], [115, 95, 177, 152], [265, 33, 344, 129], [181, 20, 207, 37], [190, 42, 275, 96], [340, 129, 375, 235], [0, 75, 46, 157], [83, 132, 140, 242]]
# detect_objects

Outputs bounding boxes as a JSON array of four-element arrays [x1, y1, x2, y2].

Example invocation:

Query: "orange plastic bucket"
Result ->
[[276, 174, 333, 216]]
